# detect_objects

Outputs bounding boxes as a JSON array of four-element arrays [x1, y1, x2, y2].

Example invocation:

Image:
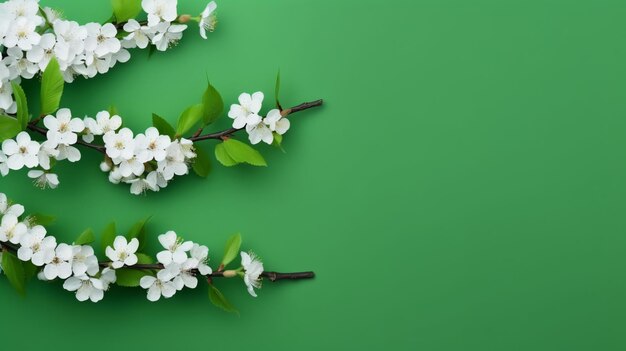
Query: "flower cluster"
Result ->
[[0, 107, 199, 194], [0, 0, 217, 114], [0, 192, 269, 304], [229, 92, 291, 145]]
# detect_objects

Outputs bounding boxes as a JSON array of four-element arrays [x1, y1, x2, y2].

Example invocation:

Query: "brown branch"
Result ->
[[1, 243, 315, 282], [11, 99, 322, 155], [189, 99, 324, 142]]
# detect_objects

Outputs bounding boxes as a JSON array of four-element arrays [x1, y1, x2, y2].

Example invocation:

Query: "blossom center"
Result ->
[[59, 123, 69, 132], [114, 141, 125, 150], [19, 146, 27, 154]]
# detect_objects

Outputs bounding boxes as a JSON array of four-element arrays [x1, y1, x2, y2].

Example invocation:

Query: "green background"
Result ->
[[1, 0, 626, 349]]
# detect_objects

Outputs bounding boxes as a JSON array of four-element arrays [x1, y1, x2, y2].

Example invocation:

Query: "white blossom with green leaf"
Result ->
[[0, 192, 315, 311]]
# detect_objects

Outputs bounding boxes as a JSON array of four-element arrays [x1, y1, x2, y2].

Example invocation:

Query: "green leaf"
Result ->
[[176, 104, 204, 136], [152, 113, 176, 138], [275, 70, 282, 109], [0, 115, 21, 141], [2, 250, 26, 295], [126, 216, 151, 251], [215, 142, 238, 167], [11, 82, 28, 130], [22, 261, 38, 281], [208, 284, 239, 314], [100, 221, 117, 253], [108, 105, 119, 117], [221, 232, 241, 266], [136, 253, 154, 264], [201, 82, 223, 125], [75, 228, 95, 245], [115, 268, 153, 287], [111, 0, 142, 22], [29, 213, 56, 226], [192, 145, 211, 178], [223, 139, 267, 167], [40, 57, 64, 116]]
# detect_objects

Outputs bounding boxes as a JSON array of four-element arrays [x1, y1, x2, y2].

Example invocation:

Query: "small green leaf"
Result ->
[[2, 250, 26, 295], [136, 253, 154, 264], [152, 113, 176, 138], [126, 216, 151, 251], [223, 139, 267, 167], [176, 104, 204, 136], [111, 0, 142, 22], [215, 142, 238, 167], [275, 70, 282, 109], [29, 213, 56, 226], [208, 284, 239, 314], [11, 82, 28, 130], [40, 57, 64, 116], [75, 228, 95, 245], [192, 145, 211, 178], [100, 221, 117, 253], [115, 268, 153, 287], [0, 115, 21, 141], [108, 105, 119, 117], [202, 82, 223, 125], [221, 232, 241, 266]]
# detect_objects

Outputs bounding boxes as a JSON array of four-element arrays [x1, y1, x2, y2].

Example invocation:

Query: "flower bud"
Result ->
[[100, 161, 111, 172], [223, 270, 238, 278], [178, 14, 191, 23]]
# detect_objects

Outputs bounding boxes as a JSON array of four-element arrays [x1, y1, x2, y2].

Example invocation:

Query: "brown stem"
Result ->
[[1, 243, 315, 282], [12, 99, 322, 155]]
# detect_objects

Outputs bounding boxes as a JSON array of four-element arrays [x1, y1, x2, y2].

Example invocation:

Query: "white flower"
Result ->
[[142, 0, 178, 27], [122, 19, 153, 49], [43, 243, 73, 280], [84, 22, 121, 57], [17, 225, 56, 266], [241, 251, 264, 297], [135, 127, 171, 162], [0, 151, 8, 176], [0, 214, 27, 245], [246, 120, 273, 145], [5, 46, 39, 79], [100, 267, 117, 290], [117, 155, 145, 177], [5, 0, 42, 23], [26, 32, 56, 71], [56, 144, 81, 162], [152, 22, 187, 51], [3, 16, 41, 51], [95, 110, 122, 134], [103, 128, 135, 160], [128, 171, 161, 195], [190, 243, 212, 275], [42, 7, 62, 23], [0, 83, 15, 111], [156, 231, 192, 265], [2, 131, 40, 170], [71, 245, 99, 276], [44, 108, 85, 147], [228, 92, 264, 129], [173, 258, 200, 289], [37, 141, 59, 170], [0, 193, 24, 217], [27, 170, 59, 189], [53, 20, 87, 64], [199, 1, 217, 39], [139, 269, 177, 302], [105, 236, 139, 268], [179, 138, 196, 158], [156, 141, 188, 180], [63, 275, 106, 302], [265, 108, 290, 134]]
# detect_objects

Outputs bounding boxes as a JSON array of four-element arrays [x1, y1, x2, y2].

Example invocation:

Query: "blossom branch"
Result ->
[[189, 99, 324, 142]]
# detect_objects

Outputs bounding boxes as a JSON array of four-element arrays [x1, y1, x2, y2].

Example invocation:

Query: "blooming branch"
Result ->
[[0, 193, 314, 310]]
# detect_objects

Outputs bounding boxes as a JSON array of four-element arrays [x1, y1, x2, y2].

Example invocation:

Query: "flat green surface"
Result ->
[[2, 0, 626, 349]]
